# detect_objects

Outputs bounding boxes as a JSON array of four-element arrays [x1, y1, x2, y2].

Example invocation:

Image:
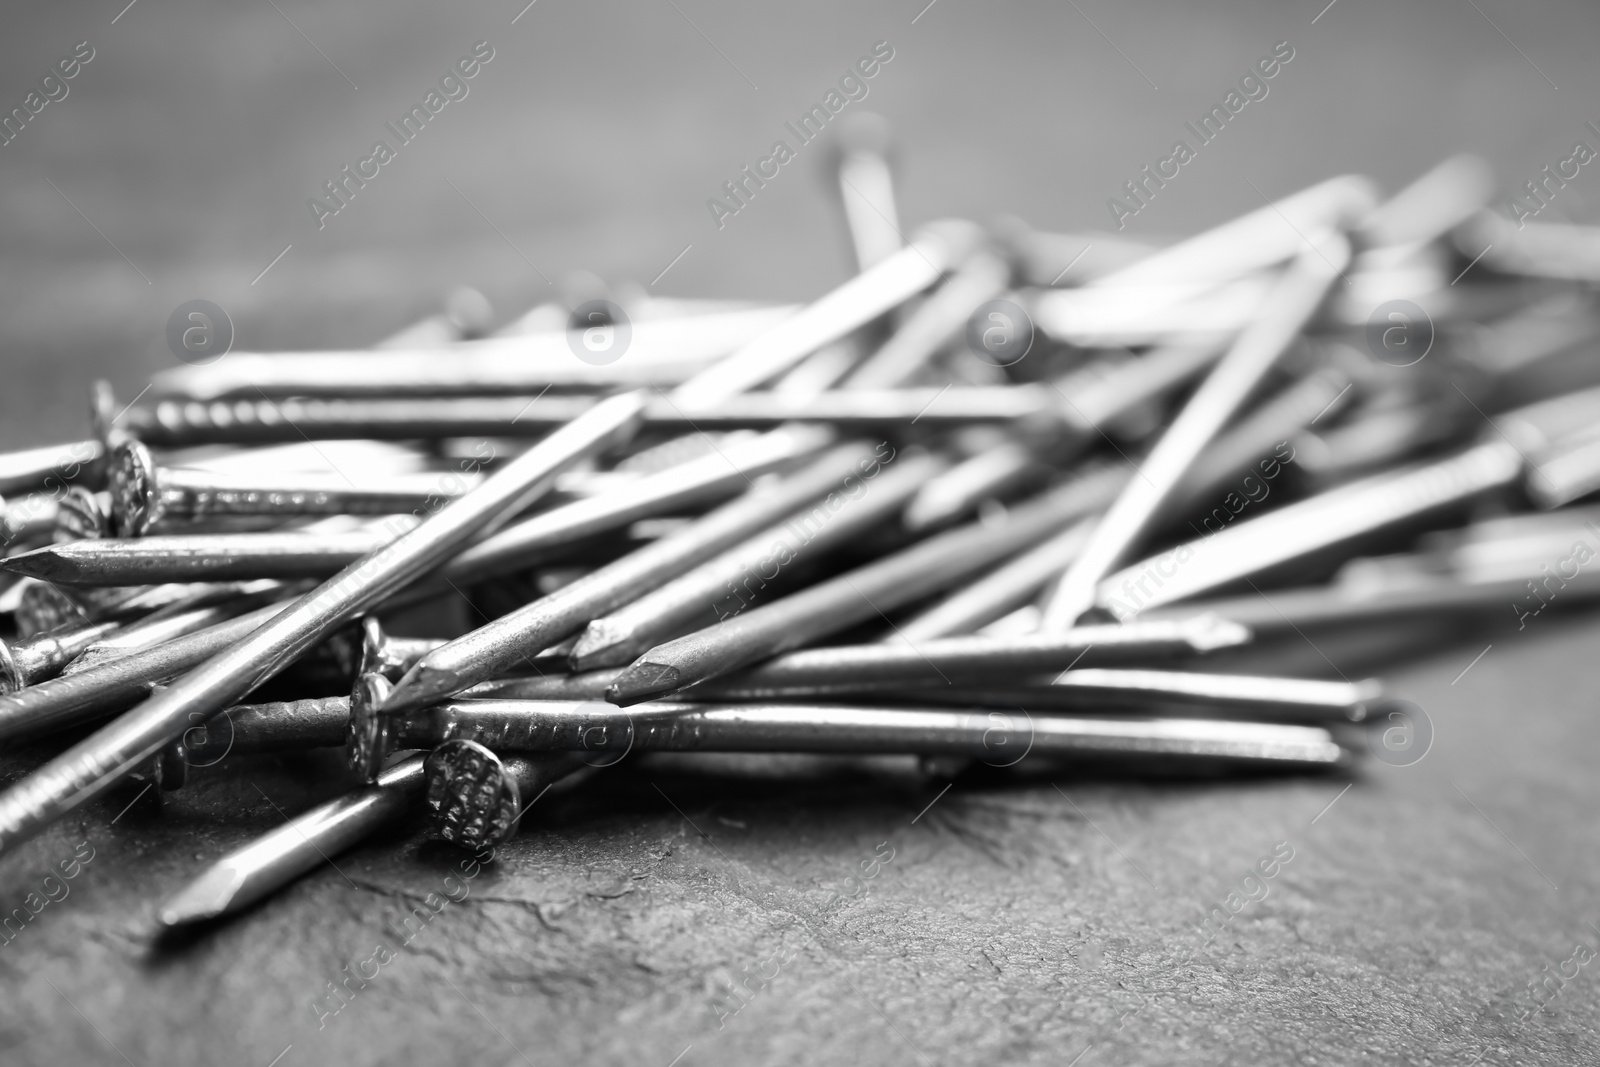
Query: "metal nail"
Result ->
[[10, 426, 828, 587], [0, 440, 106, 497], [111, 387, 1064, 448], [673, 220, 985, 405], [848, 251, 1012, 388], [1096, 379, 1600, 616], [355, 687, 1350, 770], [1162, 367, 1351, 520], [902, 338, 1226, 530], [568, 451, 943, 671], [109, 439, 480, 536], [892, 516, 1096, 642], [0, 391, 647, 860], [0, 601, 287, 745], [155, 753, 427, 929], [377, 441, 898, 725], [1091, 175, 1376, 292], [424, 740, 586, 851], [603, 469, 1151, 706], [146, 304, 799, 402], [1043, 231, 1353, 629], [0, 617, 125, 692]]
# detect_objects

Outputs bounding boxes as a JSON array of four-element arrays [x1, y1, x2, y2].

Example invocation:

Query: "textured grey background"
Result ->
[[2, 1, 1600, 1064]]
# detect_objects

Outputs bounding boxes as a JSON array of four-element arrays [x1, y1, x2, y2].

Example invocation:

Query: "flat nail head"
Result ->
[[56, 486, 110, 542], [425, 739, 521, 851], [110, 439, 160, 537], [0, 640, 19, 695], [346, 672, 399, 783]]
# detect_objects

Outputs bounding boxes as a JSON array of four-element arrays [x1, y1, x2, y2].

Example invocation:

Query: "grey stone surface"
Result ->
[[2, 605, 1598, 1066]]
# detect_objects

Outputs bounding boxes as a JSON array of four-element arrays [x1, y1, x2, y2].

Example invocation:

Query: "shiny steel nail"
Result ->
[[0, 617, 124, 692], [1163, 367, 1351, 520], [0, 391, 646, 860], [604, 471, 1150, 706], [1044, 669, 1382, 722], [146, 304, 799, 402], [1357, 154, 1495, 250], [902, 338, 1225, 530], [377, 441, 895, 725], [1099, 381, 1600, 617], [1044, 232, 1353, 629], [479, 614, 1250, 702], [568, 451, 943, 671], [356, 692, 1349, 769], [113, 386, 1061, 448], [0, 601, 286, 745], [848, 251, 1012, 388], [892, 516, 1096, 641], [109, 439, 480, 536], [61, 586, 294, 678], [674, 220, 984, 405], [5, 526, 417, 585], [1092, 175, 1376, 291], [12, 427, 827, 587], [0, 440, 106, 497], [357, 617, 444, 683], [155, 753, 427, 929], [1, 493, 63, 549]]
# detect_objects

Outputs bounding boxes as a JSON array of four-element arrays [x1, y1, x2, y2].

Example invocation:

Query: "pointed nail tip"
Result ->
[[155, 894, 230, 930], [380, 668, 462, 715], [0, 550, 67, 582], [604, 662, 680, 707]]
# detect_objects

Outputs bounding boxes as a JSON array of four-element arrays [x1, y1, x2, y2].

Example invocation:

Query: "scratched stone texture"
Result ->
[[3, 0, 1600, 1064], [2, 606, 1600, 1067]]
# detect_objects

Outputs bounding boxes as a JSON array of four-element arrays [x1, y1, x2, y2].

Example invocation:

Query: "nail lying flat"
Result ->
[[1094, 378, 1600, 616], [109, 439, 480, 536], [13, 426, 828, 587], [156, 754, 426, 929], [360, 696, 1350, 769], [112, 387, 1067, 447], [427, 424, 835, 592], [848, 251, 1012, 388], [0, 599, 299, 744], [145, 304, 800, 401], [378, 441, 893, 724], [1161, 368, 1350, 522], [169, 614, 1251, 768], [0, 617, 124, 692], [902, 338, 1227, 531], [5, 528, 414, 585], [0, 392, 646, 860], [891, 516, 1096, 642], [1088, 175, 1376, 292], [0, 440, 105, 497], [569, 452, 942, 670], [603, 470, 1155, 706], [673, 220, 983, 405], [1043, 232, 1353, 629]]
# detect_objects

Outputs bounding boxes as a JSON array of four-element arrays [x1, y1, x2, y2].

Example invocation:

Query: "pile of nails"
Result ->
[[2, 119, 1598, 931]]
